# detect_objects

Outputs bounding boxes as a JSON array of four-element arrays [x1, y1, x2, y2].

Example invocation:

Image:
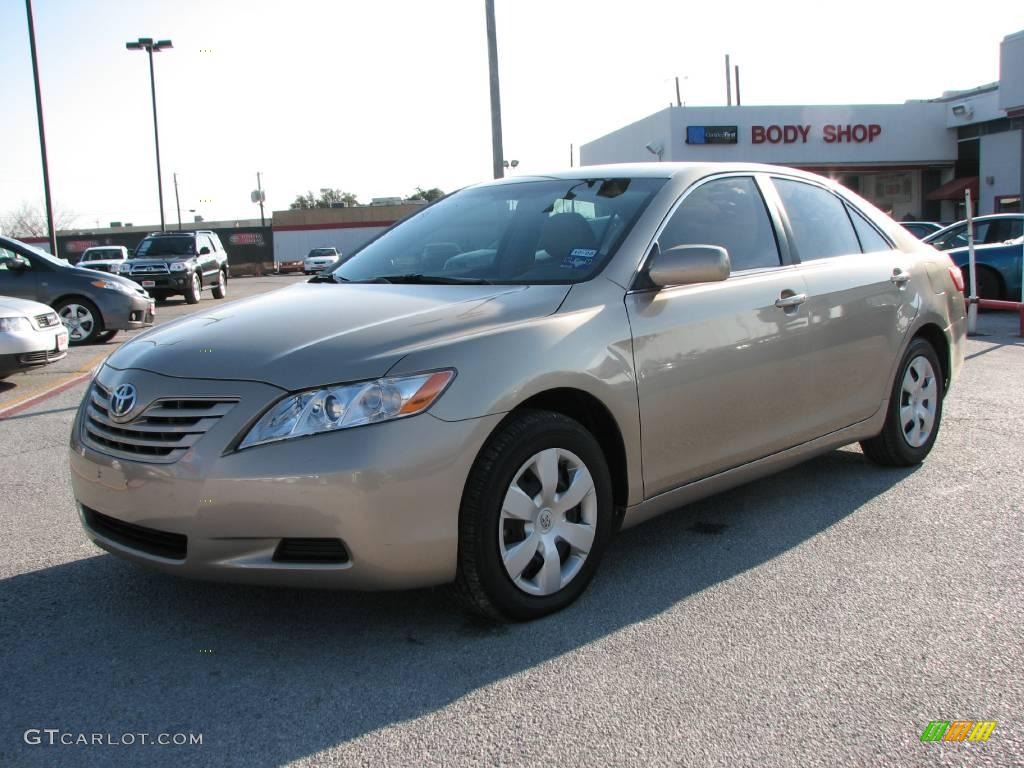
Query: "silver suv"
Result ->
[[70, 163, 966, 621]]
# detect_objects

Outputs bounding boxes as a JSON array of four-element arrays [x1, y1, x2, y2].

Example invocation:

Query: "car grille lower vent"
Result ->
[[82, 382, 237, 464], [82, 505, 187, 560], [273, 538, 350, 564]]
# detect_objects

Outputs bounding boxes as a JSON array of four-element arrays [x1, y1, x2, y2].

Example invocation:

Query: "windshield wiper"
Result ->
[[371, 274, 493, 285]]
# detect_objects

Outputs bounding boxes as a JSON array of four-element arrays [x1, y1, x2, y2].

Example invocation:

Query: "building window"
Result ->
[[995, 195, 1021, 213]]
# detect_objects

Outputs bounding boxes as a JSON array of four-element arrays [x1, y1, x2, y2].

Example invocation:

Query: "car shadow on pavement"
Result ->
[[0, 447, 916, 767]]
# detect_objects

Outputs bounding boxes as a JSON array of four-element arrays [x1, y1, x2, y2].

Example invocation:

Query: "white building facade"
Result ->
[[582, 30, 1024, 223]]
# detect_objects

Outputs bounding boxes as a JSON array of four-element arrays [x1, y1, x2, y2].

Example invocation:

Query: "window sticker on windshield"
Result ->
[[560, 248, 597, 269]]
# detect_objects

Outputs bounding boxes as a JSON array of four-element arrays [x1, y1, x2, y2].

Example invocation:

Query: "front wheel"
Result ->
[[184, 272, 202, 304], [212, 269, 227, 299], [860, 337, 944, 466], [454, 410, 615, 621], [55, 298, 104, 345]]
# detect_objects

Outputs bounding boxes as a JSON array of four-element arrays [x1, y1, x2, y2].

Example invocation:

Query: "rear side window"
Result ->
[[774, 178, 860, 261], [847, 207, 893, 253], [659, 176, 781, 271]]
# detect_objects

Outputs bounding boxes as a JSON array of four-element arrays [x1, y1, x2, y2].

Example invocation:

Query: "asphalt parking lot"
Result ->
[[1, 290, 1021, 767]]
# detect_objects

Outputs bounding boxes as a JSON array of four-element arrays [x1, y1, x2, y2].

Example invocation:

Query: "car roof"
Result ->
[[478, 162, 838, 185]]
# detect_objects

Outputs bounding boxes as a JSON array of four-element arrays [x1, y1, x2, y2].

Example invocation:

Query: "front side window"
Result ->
[[658, 176, 780, 271], [774, 178, 860, 261], [332, 177, 666, 284], [0, 248, 31, 271]]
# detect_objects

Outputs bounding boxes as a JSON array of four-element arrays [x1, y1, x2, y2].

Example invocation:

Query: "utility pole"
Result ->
[[484, 0, 504, 179], [25, 0, 57, 256], [725, 54, 732, 106], [173, 172, 181, 230], [735, 65, 742, 106], [675, 76, 682, 108], [569, 143, 573, 168], [126, 37, 173, 231], [256, 172, 266, 227]]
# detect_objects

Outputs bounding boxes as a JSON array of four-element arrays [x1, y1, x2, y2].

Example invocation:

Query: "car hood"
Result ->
[[0, 295, 54, 317], [105, 281, 570, 390]]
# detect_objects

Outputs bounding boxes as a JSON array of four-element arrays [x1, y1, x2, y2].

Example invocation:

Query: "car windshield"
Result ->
[[135, 237, 195, 257], [83, 250, 119, 261], [330, 177, 666, 285], [309, 248, 336, 257]]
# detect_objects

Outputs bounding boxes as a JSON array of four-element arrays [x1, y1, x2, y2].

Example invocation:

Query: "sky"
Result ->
[[1, 0, 1021, 231]]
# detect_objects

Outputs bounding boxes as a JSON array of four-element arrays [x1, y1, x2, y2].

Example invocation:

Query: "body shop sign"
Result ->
[[751, 123, 882, 144]]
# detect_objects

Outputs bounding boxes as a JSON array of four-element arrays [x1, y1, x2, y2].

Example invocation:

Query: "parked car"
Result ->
[[0, 235, 155, 345], [0, 295, 68, 379], [119, 230, 229, 304], [923, 214, 1024, 300], [923, 214, 1023, 251], [900, 221, 943, 239], [303, 247, 342, 274], [78, 245, 130, 274], [70, 163, 965, 621]]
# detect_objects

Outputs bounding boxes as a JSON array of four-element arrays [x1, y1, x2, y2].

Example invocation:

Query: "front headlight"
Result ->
[[91, 280, 136, 295], [0, 316, 32, 333], [238, 369, 455, 449], [119, 263, 132, 273], [169, 262, 188, 272]]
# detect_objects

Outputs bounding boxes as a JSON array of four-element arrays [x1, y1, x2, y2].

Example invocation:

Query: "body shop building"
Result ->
[[581, 30, 1023, 223]]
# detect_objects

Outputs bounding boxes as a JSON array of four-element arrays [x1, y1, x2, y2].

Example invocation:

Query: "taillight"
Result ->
[[947, 263, 965, 293]]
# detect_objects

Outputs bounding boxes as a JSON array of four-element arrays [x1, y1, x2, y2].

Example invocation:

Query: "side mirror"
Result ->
[[199, 246, 211, 255], [4, 256, 27, 272], [648, 244, 730, 287]]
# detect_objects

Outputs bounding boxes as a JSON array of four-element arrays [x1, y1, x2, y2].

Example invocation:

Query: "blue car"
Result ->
[[924, 214, 1023, 301]]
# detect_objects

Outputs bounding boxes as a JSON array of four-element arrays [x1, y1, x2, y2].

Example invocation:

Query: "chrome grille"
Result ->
[[130, 264, 170, 275], [35, 312, 59, 328], [82, 382, 237, 463]]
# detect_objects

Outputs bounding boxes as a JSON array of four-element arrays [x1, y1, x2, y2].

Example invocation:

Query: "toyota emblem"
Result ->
[[110, 383, 138, 418]]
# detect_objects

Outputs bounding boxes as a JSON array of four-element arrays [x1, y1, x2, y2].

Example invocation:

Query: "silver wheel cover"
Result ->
[[58, 304, 95, 342], [900, 355, 938, 448], [498, 447, 597, 597]]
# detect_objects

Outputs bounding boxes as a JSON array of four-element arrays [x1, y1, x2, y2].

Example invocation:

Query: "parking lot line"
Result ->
[[0, 350, 108, 420]]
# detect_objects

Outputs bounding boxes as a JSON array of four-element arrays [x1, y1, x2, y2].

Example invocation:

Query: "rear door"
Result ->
[[769, 176, 917, 435], [626, 174, 820, 496]]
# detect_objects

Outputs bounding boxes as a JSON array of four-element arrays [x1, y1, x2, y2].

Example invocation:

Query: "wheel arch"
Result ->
[[507, 387, 630, 512], [912, 322, 951, 390]]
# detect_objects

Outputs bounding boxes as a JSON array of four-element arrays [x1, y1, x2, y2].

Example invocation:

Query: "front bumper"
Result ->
[[99, 291, 155, 331], [0, 325, 68, 374], [69, 366, 502, 590]]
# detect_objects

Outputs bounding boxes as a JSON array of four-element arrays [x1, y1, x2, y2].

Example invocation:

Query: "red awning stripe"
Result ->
[[926, 177, 979, 201]]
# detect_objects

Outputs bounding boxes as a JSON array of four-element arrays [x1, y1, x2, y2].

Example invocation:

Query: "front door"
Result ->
[[626, 175, 818, 498]]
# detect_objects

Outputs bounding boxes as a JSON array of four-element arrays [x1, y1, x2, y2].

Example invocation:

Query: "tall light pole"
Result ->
[[484, 0, 504, 180], [126, 37, 172, 231], [24, 0, 57, 256]]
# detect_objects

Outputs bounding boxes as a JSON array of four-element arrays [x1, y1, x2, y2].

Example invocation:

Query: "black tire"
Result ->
[[212, 269, 228, 299], [184, 271, 202, 304], [961, 265, 1004, 301], [454, 409, 615, 622], [54, 297, 105, 345], [860, 337, 944, 467], [93, 330, 118, 343]]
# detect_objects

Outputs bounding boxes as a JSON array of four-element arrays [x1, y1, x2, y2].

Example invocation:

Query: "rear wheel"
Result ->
[[93, 330, 118, 343], [962, 265, 1004, 301], [212, 269, 227, 299], [55, 298, 104, 345], [860, 337, 943, 466], [454, 410, 615, 621], [184, 272, 202, 304]]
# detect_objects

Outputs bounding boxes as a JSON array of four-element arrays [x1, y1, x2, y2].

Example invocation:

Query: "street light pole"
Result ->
[[24, 0, 57, 256], [484, 0, 504, 180], [173, 172, 181, 230], [127, 37, 173, 231]]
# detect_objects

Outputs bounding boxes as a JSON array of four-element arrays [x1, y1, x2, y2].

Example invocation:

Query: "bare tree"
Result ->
[[1, 201, 78, 237]]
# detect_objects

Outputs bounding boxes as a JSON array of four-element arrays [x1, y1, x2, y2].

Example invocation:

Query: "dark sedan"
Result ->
[[0, 235, 155, 345]]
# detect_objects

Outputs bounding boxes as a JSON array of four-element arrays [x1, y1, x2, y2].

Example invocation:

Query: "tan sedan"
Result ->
[[70, 163, 965, 620]]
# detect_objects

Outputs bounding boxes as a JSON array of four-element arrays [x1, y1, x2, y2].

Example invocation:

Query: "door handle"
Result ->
[[774, 293, 807, 309], [891, 270, 911, 285]]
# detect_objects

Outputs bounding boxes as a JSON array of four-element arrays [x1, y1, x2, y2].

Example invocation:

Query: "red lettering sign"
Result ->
[[822, 123, 882, 143]]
